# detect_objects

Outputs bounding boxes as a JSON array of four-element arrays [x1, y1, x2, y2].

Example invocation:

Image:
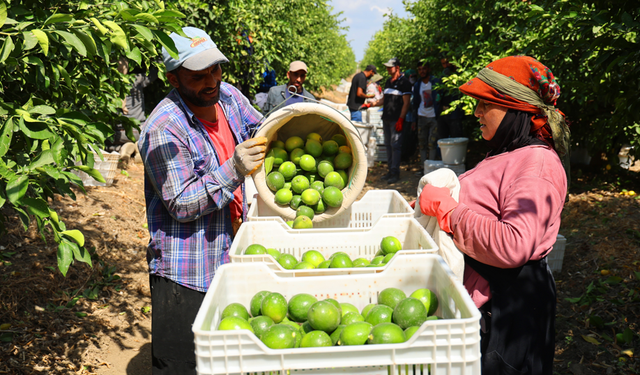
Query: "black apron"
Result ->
[[465, 254, 556, 375]]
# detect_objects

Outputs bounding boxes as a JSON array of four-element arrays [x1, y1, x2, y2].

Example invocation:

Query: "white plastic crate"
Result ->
[[72, 151, 120, 187], [193, 254, 481, 375], [247, 190, 413, 229], [230, 217, 438, 275], [548, 234, 566, 274]]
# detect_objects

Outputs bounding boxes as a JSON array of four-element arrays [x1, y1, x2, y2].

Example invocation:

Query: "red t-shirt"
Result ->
[[198, 104, 243, 222]]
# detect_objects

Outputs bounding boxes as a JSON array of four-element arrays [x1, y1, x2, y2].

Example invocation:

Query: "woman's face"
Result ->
[[474, 100, 508, 140]]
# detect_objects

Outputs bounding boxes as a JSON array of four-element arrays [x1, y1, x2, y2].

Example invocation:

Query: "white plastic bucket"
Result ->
[[438, 137, 469, 164], [423, 160, 445, 175]]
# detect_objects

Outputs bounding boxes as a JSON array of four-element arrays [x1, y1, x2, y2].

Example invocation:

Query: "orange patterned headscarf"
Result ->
[[459, 56, 569, 155]]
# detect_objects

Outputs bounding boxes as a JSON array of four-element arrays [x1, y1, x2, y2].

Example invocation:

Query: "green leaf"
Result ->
[[28, 105, 56, 115], [72, 29, 97, 57], [57, 241, 73, 276], [22, 30, 38, 50], [44, 13, 73, 25], [0, 2, 7, 28], [56, 64, 72, 89], [102, 20, 129, 51], [634, 271, 640, 280], [72, 244, 91, 266], [6, 174, 28, 204], [152, 30, 177, 59], [73, 165, 106, 183], [18, 117, 54, 139], [134, 13, 159, 24], [0, 35, 14, 63], [54, 30, 87, 57], [29, 149, 54, 170], [61, 229, 85, 247], [152, 10, 186, 18], [131, 24, 154, 41], [75, 312, 87, 318], [42, 164, 61, 179], [0, 117, 13, 158], [31, 29, 49, 56], [90, 17, 108, 36], [125, 47, 142, 66], [265, 149, 274, 174], [23, 197, 50, 218], [604, 276, 623, 284]]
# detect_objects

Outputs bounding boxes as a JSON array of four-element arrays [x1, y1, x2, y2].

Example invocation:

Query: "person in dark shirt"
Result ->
[[369, 58, 412, 184], [347, 64, 377, 121]]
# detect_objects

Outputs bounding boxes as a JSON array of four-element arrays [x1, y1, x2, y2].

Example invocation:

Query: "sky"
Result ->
[[328, 0, 409, 62]]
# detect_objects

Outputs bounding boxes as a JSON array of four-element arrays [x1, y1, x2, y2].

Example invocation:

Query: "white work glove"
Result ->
[[232, 136, 267, 176]]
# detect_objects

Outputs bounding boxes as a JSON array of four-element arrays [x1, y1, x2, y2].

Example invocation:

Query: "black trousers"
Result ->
[[150, 274, 206, 375], [465, 255, 556, 375]]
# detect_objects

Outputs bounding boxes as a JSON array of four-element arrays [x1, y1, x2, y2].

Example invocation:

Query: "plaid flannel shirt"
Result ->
[[139, 82, 262, 292]]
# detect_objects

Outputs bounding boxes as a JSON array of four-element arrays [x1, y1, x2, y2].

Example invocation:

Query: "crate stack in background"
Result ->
[[194, 103, 481, 374]]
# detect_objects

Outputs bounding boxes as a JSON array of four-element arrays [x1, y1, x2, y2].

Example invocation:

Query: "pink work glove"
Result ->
[[419, 184, 458, 234], [395, 117, 404, 132]]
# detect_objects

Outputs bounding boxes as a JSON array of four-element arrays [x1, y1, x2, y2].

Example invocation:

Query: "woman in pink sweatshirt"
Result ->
[[420, 56, 570, 375]]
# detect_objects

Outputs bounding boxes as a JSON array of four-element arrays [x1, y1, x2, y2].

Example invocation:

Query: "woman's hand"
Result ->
[[419, 184, 458, 233]]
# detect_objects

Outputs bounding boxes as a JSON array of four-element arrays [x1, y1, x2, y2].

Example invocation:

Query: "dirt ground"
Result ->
[[1, 142, 639, 374]]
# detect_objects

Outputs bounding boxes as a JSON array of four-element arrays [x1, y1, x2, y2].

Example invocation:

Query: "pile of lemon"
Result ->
[[264, 132, 353, 229], [243, 236, 403, 270], [217, 286, 440, 349]]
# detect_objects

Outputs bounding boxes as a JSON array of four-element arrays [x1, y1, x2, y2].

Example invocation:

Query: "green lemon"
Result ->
[[333, 152, 352, 170], [289, 147, 305, 165], [266, 171, 285, 192], [361, 303, 376, 319], [365, 304, 394, 326], [323, 171, 345, 190], [353, 258, 370, 267], [218, 316, 254, 333], [338, 145, 351, 154], [323, 298, 342, 316], [370, 255, 385, 265], [336, 170, 349, 185], [289, 195, 303, 210], [317, 160, 334, 178], [301, 188, 321, 206], [299, 154, 317, 172], [244, 244, 267, 255], [367, 322, 406, 344], [294, 261, 315, 269], [300, 330, 332, 347], [288, 293, 318, 322], [277, 253, 298, 270], [278, 161, 297, 181], [410, 288, 439, 316], [221, 303, 250, 321], [292, 215, 313, 229], [378, 287, 407, 309], [340, 303, 359, 316], [339, 321, 373, 346], [322, 140, 339, 156], [404, 326, 420, 340], [302, 250, 325, 268], [285, 136, 305, 152], [311, 199, 326, 214], [392, 297, 428, 330], [329, 253, 353, 268], [310, 180, 325, 194], [322, 186, 343, 208], [330, 324, 346, 345], [260, 324, 297, 349], [269, 140, 285, 150], [317, 260, 331, 268], [307, 301, 341, 333], [341, 312, 365, 325], [274, 188, 293, 205], [250, 315, 275, 338], [306, 132, 323, 143], [382, 252, 394, 264], [271, 147, 289, 166], [291, 175, 310, 194], [296, 206, 315, 220], [261, 292, 288, 323], [250, 290, 271, 317], [331, 134, 347, 146], [305, 139, 323, 158], [266, 248, 281, 259], [380, 236, 402, 255]]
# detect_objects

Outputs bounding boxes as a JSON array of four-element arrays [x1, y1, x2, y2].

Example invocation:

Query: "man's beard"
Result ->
[[177, 79, 220, 107]]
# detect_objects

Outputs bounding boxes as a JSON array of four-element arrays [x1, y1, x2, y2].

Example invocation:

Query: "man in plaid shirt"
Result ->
[[138, 27, 266, 374]]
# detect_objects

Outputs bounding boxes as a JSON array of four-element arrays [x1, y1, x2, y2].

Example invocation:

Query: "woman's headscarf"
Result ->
[[459, 56, 570, 161]]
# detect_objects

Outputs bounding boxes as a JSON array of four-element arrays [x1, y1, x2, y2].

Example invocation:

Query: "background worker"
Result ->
[[347, 64, 377, 121], [413, 61, 441, 168], [262, 61, 315, 114], [138, 27, 266, 374], [419, 56, 569, 375], [369, 58, 413, 184]]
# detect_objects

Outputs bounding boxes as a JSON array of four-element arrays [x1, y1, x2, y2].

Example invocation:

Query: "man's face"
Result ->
[[364, 70, 375, 79], [386, 65, 398, 76], [441, 58, 450, 69], [417, 65, 430, 79], [168, 64, 222, 108], [287, 69, 307, 93]]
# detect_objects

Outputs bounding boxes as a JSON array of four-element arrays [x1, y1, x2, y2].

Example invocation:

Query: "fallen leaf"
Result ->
[[582, 334, 601, 345], [622, 349, 633, 357]]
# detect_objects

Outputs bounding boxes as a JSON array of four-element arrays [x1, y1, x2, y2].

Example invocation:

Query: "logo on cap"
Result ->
[[190, 37, 208, 48]]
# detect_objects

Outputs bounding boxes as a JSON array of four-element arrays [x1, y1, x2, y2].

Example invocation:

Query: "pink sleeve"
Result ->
[[450, 176, 564, 268]]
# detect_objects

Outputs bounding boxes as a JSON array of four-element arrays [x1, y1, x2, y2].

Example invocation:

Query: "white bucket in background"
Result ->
[[438, 137, 469, 165], [444, 163, 466, 176], [618, 145, 635, 169], [424, 160, 445, 175]]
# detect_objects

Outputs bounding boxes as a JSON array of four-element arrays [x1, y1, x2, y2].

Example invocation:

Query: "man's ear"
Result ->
[[167, 71, 180, 89], [286, 71, 292, 82]]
